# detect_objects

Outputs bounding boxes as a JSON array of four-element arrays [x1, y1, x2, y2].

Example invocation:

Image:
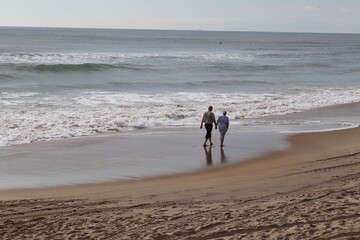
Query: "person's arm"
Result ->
[[214, 114, 217, 129], [200, 113, 205, 129]]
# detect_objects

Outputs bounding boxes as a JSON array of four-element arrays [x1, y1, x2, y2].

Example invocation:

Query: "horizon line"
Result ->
[[0, 25, 359, 35]]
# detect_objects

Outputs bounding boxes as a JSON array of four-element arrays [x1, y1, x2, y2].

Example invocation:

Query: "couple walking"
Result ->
[[200, 105, 229, 147]]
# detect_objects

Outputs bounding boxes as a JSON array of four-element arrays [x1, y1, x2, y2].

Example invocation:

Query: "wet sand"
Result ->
[[0, 128, 288, 189], [2, 125, 360, 239]]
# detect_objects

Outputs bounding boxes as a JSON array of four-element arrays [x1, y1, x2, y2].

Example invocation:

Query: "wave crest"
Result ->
[[17, 63, 116, 72]]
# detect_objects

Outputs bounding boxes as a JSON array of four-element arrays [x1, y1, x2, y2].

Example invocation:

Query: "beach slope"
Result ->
[[2, 127, 360, 239]]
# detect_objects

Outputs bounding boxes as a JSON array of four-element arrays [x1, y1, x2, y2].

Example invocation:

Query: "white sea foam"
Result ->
[[0, 52, 122, 65], [1, 87, 360, 147], [0, 52, 255, 66]]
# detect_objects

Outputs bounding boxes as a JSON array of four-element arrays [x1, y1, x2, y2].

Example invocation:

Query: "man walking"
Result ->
[[200, 105, 217, 146]]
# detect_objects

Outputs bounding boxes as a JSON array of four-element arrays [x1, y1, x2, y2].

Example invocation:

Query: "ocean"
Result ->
[[1, 27, 360, 147]]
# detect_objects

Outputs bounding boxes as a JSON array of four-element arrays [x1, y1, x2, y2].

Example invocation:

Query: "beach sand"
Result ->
[[2, 126, 360, 239]]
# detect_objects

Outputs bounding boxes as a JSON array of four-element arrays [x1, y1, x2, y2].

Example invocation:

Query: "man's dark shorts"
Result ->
[[205, 123, 213, 139]]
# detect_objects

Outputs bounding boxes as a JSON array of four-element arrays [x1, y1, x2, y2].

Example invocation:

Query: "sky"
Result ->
[[0, 0, 359, 33]]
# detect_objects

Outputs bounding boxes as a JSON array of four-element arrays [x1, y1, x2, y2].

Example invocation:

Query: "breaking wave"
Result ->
[[17, 63, 116, 72]]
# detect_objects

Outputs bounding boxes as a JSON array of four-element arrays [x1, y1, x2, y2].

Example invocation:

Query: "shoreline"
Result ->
[[0, 127, 289, 190], [3, 100, 360, 191], [1, 125, 360, 201], [2, 125, 360, 238]]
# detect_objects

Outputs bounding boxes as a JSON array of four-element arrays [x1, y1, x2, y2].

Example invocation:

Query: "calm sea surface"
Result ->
[[1, 27, 360, 146]]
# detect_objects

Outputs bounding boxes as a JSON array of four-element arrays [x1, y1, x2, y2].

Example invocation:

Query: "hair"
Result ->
[[223, 111, 227, 115], [208, 105, 213, 111]]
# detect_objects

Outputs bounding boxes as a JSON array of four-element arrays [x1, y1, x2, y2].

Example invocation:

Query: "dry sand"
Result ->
[[2, 126, 360, 239]]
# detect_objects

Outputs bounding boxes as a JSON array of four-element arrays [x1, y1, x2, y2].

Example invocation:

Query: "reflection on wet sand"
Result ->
[[203, 146, 212, 165], [220, 147, 227, 164], [203, 146, 227, 166]]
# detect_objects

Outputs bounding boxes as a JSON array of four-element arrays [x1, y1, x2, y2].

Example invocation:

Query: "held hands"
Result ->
[[200, 124, 217, 129]]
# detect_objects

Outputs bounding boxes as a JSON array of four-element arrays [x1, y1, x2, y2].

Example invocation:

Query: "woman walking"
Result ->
[[217, 111, 229, 147]]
